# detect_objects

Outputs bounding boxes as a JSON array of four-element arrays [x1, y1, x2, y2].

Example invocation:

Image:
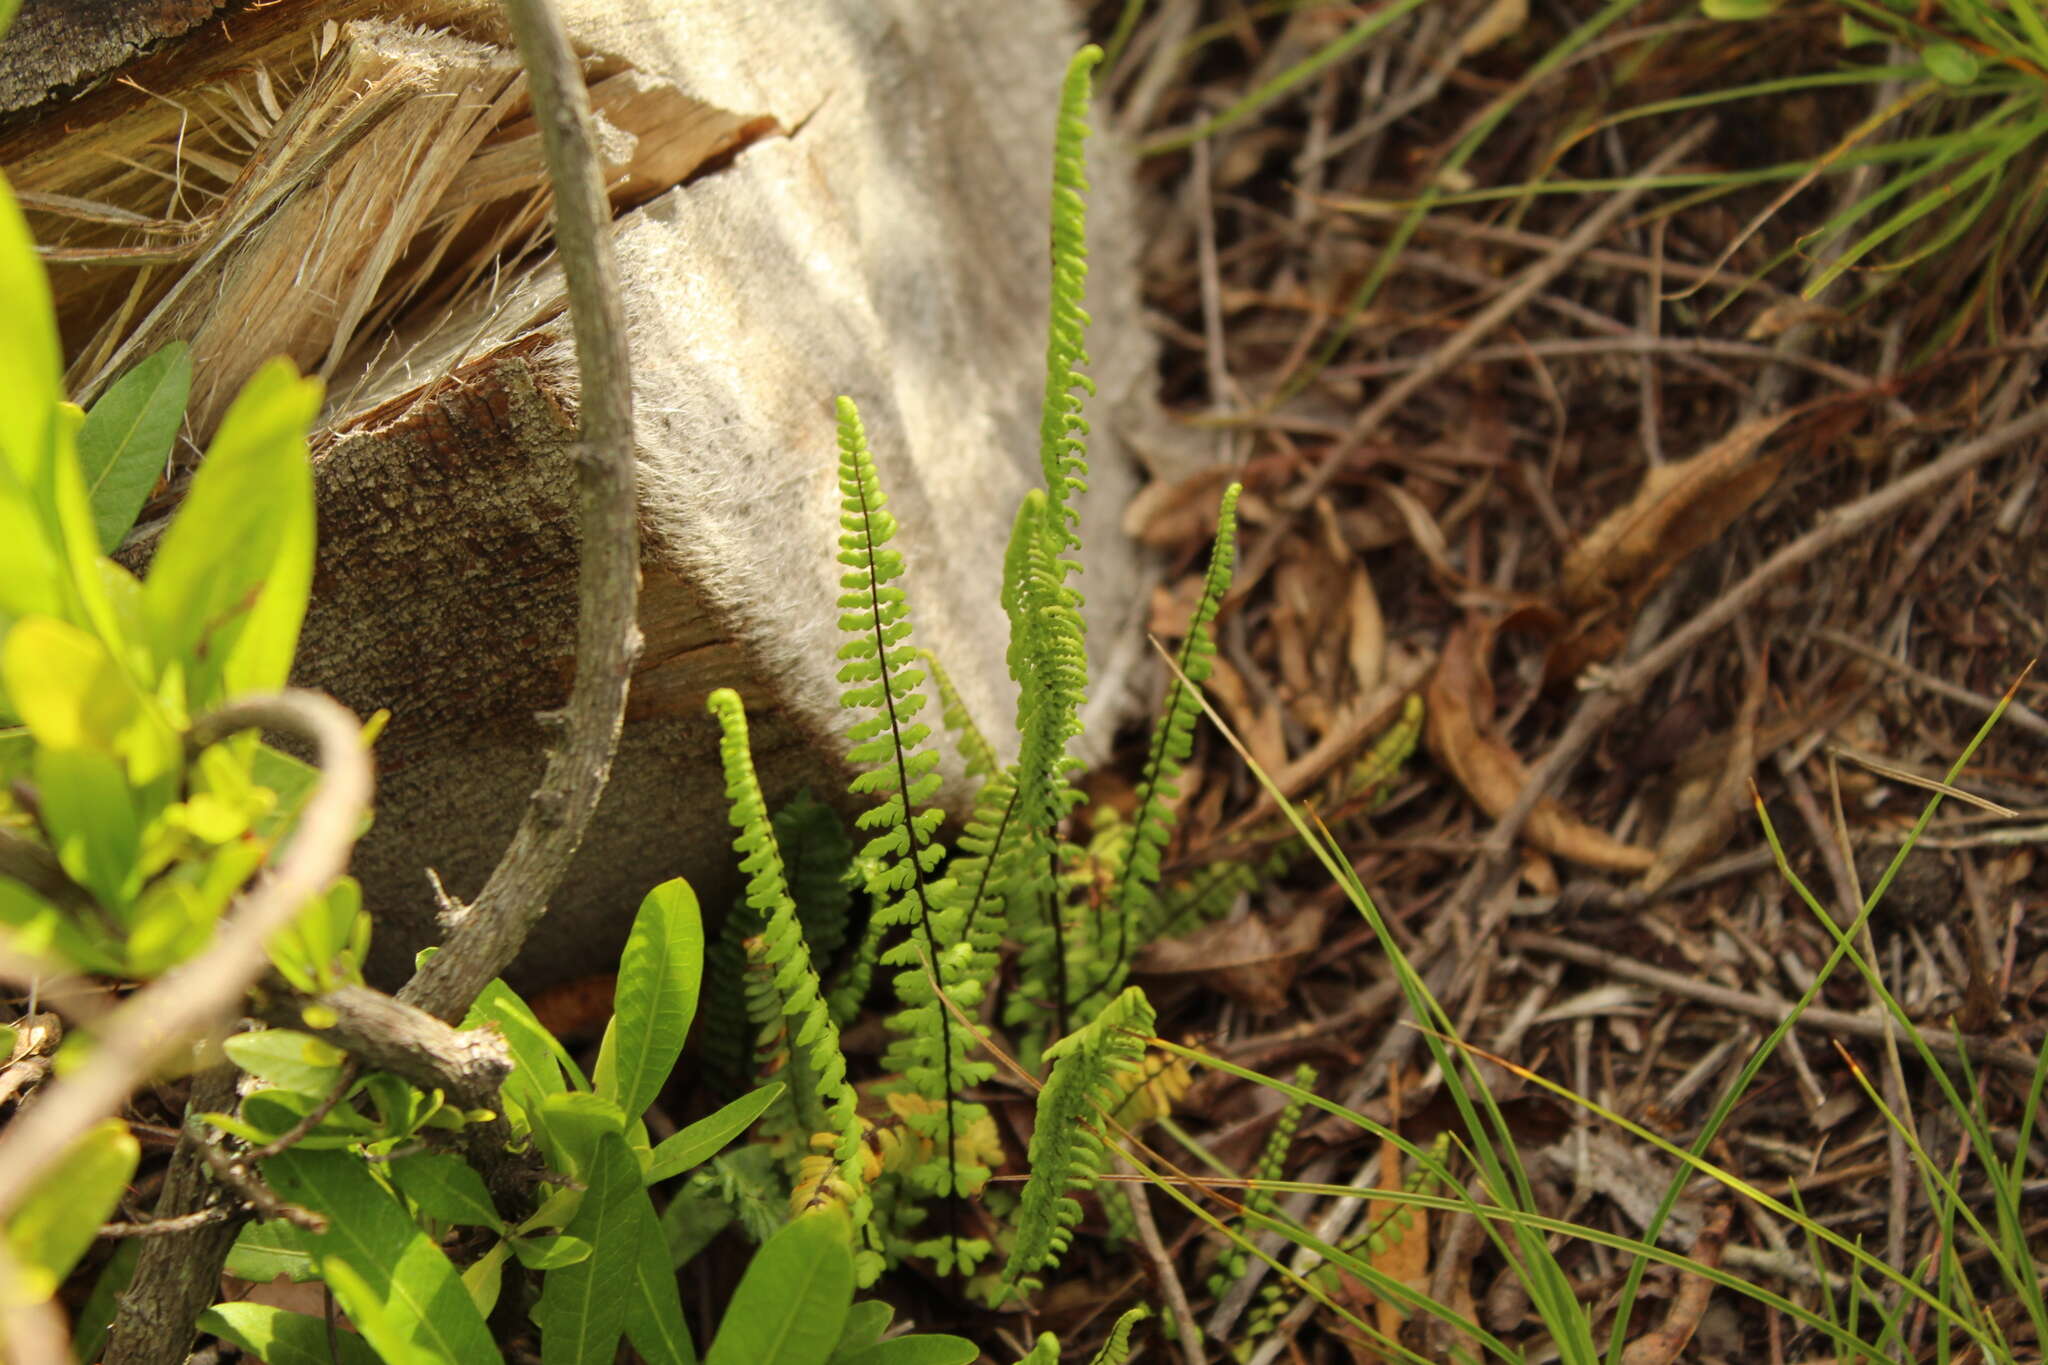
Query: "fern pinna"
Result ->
[[833, 395, 999, 1273]]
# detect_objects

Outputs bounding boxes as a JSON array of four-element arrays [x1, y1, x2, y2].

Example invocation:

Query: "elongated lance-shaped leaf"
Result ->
[[1078, 482, 1241, 1018], [1001, 986, 1155, 1298], [831, 397, 993, 1266], [710, 688, 866, 1220]]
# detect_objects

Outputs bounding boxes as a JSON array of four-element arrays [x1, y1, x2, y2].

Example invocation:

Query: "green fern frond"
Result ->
[[774, 790, 855, 965], [919, 647, 999, 781], [1119, 482, 1239, 915], [1208, 1061, 1316, 1299], [1089, 1307, 1151, 1365], [824, 889, 884, 1029], [709, 688, 866, 1217], [1001, 985, 1155, 1298], [832, 396, 994, 1254], [701, 793, 849, 1097], [700, 900, 761, 1097], [1077, 482, 1240, 1017], [946, 763, 1022, 990], [1038, 45, 1103, 540]]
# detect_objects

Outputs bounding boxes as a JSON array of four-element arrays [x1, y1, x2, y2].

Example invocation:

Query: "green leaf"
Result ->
[[35, 746, 139, 911], [1701, 0, 1777, 16], [704, 1210, 854, 1365], [831, 1300, 893, 1358], [321, 1257, 435, 1365], [71, 1237, 138, 1363], [462, 1239, 510, 1319], [467, 978, 576, 1110], [1840, 14, 1891, 46], [597, 878, 702, 1121], [0, 468, 65, 631], [0, 0, 21, 47], [260, 1148, 501, 1365], [625, 1206, 698, 1365], [644, 1083, 782, 1185], [198, 1302, 382, 1365], [141, 357, 319, 705], [77, 342, 189, 550], [223, 1029, 350, 1095], [833, 1337, 979, 1365], [224, 1219, 319, 1283], [1, 613, 177, 781], [388, 1151, 504, 1230], [0, 179, 59, 491], [6, 1119, 137, 1300], [533, 1090, 627, 1185], [0, 877, 116, 972], [1922, 41, 1981, 85], [510, 1234, 591, 1270], [533, 1129, 679, 1365]]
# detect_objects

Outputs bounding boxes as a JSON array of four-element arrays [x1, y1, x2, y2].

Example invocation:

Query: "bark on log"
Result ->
[[0, 0, 1158, 988]]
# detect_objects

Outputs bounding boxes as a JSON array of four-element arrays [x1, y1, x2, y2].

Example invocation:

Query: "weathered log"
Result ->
[[0, 0, 1157, 988]]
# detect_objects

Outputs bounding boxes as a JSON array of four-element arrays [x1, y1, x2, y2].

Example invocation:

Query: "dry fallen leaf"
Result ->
[[1641, 653, 1767, 892], [1427, 623, 1655, 872], [1123, 465, 1239, 549], [1550, 413, 1790, 679], [1133, 904, 1328, 1013], [1346, 567, 1387, 694], [1370, 476, 1462, 585], [1459, 0, 1529, 53]]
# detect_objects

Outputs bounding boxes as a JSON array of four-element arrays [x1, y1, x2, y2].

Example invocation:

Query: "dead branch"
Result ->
[[396, 0, 640, 1025]]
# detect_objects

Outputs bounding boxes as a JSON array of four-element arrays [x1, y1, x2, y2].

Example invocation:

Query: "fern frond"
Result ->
[[999, 49, 1110, 1053], [1038, 45, 1104, 539], [832, 396, 993, 1255], [919, 647, 999, 781], [700, 899, 762, 1097], [1208, 1062, 1316, 1299], [710, 688, 866, 1219], [774, 790, 855, 964], [1079, 483, 1240, 1017], [701, 793, 848, 1097], [946, 762, 1022, 990], [1089, 1307, 1150, 1365], [1001, 985, 1155, 1298], [824, 891, 884, 1029]]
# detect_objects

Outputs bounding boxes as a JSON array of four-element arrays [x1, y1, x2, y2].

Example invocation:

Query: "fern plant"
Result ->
[[691, 44, 1354, 1322]]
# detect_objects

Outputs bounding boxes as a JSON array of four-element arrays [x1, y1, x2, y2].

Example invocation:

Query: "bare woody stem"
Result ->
[[398, 0, 641, 1024]]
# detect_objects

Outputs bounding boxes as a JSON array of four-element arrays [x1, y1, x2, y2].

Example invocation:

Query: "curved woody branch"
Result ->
[[398, 0, 642, 1024]]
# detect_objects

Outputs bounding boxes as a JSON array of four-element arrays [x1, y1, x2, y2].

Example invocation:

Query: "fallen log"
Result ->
[[0, 0, 1157, 987]]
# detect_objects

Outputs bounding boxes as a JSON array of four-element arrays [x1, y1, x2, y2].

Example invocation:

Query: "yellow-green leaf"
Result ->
[[5, 1119, 138, 1305], [143, 359, 319, 705]]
